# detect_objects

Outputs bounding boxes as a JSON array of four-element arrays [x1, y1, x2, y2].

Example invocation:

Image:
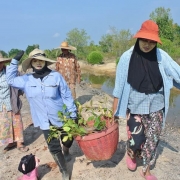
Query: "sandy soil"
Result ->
[[0, 63, 180, 180]]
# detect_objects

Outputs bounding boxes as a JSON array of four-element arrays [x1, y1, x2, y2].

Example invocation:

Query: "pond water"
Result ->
[[82, 73, 180, 127], [82, 73, 115, 95]]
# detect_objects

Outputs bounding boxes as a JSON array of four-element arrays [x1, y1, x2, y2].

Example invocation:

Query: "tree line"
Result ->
[[1, 7, 180, 64]]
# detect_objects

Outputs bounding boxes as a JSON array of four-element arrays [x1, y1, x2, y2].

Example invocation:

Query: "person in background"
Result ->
[[0, 53, 28, 152], [55, 41, 81, 162], [55, 41, 81, 100], [6, 49, 77, 180], [112, 20, 180, 180]]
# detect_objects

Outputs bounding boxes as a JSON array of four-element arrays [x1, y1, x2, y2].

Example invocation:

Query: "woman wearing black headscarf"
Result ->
[[6, 49, 77, 180], [113, 20, 180, 180]]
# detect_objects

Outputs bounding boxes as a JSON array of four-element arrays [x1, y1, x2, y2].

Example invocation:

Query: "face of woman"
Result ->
[[31, 59, 45, 70], [61, 48, 69, 55], [0, 62, 4, 71], [139, 38, 157, 53]]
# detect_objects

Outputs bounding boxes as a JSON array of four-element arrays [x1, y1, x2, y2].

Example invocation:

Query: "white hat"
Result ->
[[22, 49, 56, 72], [0, 53, 11, 62]]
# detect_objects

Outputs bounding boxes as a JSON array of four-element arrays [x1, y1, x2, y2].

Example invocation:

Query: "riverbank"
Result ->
[[0, 83, 180, 180], [78, 61, 116, 76]]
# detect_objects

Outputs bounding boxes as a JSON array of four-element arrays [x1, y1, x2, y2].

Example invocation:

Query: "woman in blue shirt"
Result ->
[[113, 20, 180, 180], [6, 49, 77, 180]]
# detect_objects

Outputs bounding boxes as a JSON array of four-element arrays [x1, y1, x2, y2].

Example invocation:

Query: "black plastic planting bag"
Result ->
[[18, 154, 36, 174]]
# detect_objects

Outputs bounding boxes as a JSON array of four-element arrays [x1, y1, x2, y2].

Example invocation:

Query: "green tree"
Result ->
[[26, 44, 39, 55], [112, 28, 133, 57], [157, 37, 174, 55], [173, 23, 180, 46], [44, 49, 61, 60], [66, 28, 91, 59], [8, 49, 21, 58], [99, 34, 113, 53], [150, 7, 174, 41], [0, 50, 8, 58], [86, 41, 100, 52], [99, 27, 133, 58]]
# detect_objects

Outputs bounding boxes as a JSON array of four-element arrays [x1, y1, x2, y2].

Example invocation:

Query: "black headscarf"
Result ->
[[127, 39, 163, 94], [31, 61, 51, 79]]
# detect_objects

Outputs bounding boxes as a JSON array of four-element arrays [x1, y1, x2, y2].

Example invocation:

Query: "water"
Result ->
[[82, 73, 180, 127], [81, 73, 115, 95]]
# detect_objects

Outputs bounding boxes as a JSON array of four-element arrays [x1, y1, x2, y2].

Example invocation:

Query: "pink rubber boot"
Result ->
[[140, 170, 158, 180], [17, 168, 38, 180], [126, 155, 137, 171]]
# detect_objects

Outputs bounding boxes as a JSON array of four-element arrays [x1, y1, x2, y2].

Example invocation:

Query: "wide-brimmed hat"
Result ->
[[22, 48, 56, 72], [0, 53, 11, 63], [133, 20, 162, 44], [56, 41, 77, 50]]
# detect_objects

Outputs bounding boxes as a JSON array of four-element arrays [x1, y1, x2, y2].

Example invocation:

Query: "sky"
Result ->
[[1, 0, 180, 53]]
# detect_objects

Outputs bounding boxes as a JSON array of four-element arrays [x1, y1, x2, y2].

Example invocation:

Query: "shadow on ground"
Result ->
[[76, 95, 93, 105], [24, 124, 42, 146]]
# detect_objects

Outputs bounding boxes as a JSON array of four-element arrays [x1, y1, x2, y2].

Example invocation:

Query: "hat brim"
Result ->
[[0, 58, 12, 63], [56, 45, 77, 51], [133, 31, 162, 44], [22, 56, 56, 72]]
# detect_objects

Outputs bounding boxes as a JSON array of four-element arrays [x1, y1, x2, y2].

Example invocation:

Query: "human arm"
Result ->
[[113, 97, 119, 119], [75, 57, 81, 84], [112, 53, 129, 99], [112, 49, 132, 119], [58, 75, 77, 118], [160, 50, 180, 88]]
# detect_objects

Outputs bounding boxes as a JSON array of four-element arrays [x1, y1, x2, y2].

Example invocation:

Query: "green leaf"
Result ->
[[88, 116, 94, 121], [62, 136, 69, 142], [63, 104, 67, 110], [79, 127, 86, 133], [53, 134, 59, 138], [63, 127, 71, 132]]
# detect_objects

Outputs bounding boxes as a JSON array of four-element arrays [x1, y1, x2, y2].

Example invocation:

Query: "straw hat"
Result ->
[[133, 20, 162, 44], [22, 49, 56, 72], [0, 52, 11, 63], [56, 41, 77, 50]]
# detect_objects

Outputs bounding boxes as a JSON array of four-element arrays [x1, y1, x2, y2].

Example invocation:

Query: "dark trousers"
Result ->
[[42, 129, 73, 154]]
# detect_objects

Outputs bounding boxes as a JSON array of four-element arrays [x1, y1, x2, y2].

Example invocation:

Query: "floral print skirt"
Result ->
[[0, 105, 24, 146], [126, 109, 163, 172]]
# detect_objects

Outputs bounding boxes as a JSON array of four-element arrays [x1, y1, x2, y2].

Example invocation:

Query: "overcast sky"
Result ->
[[1, 0, 180, 52]]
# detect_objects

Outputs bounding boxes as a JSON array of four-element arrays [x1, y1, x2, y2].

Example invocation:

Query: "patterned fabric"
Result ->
[[113, 46, 180, 127], [0, 69, 12, 111], [128, 86, 164, 114], [126, 110, 163, 172], [56, 52, 81, 99], [0, 105, 24, 146]]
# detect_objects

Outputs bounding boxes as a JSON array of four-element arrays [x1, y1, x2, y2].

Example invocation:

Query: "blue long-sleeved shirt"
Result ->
[[6, 59, 77, 130], [113, 46, 180, 127]]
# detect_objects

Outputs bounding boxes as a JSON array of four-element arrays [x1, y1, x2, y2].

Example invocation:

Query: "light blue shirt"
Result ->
[[128, 86, 164, 114], [113, 46, 180, 127], [6, 59, 77, 130]]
